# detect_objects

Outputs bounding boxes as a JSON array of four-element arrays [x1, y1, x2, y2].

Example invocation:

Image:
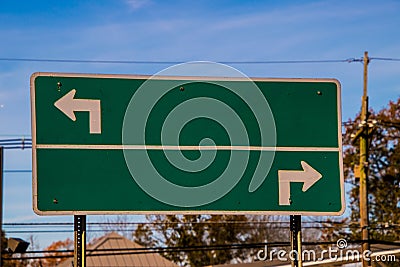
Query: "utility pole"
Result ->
[[360, 51, 370, 267]]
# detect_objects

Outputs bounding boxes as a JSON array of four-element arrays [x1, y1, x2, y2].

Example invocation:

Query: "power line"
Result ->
[[7, 225, 386, 234], [4, 239, 397, 261], [2, 146, 31, 150], [0, 240, 353, 259], [0, 138, 31, 143], [0, 138, 32, 150], [1, 220, 351, 226], [0, 227, 340, 234], [370, 57, 400, 62], [3, 170, 31, 173], [0, 135, 31, 137], [0, 220, 376, 228], [0, 57, 362, 65]]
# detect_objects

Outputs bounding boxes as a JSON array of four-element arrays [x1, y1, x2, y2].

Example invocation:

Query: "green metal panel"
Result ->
[[31, 73, 344, 215]]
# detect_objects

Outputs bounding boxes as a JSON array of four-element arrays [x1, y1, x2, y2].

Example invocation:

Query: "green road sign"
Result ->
[[31, 71, 344, 215]]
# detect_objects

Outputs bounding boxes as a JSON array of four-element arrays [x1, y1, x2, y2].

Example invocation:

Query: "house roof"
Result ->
[[57, 232, 178, 267]]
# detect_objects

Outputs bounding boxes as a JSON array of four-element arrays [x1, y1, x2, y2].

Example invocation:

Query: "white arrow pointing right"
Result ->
[[278, 161, 322, 205]]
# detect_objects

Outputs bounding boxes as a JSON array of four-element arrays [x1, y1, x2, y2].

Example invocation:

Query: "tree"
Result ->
[[25, 235, 42, 267], [1, 230, 14, 267], [134, 214, 253, 266], [1, 230, 22, 267], [98, 215, 134, 240], [43, 238, 73, 267], [134, 214, 301, 266], [319, 217, 350, 246], [343, 98, 400, 241]]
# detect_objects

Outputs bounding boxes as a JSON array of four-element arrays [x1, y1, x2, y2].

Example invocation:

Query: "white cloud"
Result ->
[[125, 0, 151, 11]]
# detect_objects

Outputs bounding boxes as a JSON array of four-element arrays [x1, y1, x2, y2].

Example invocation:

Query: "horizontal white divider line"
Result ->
[[36, 144, 339, 152]]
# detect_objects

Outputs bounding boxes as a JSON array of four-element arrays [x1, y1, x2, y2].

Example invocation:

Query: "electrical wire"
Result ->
[[1, 220, 356, 227], [0, 57, 362, 65], [0, 240, 355, 258], [0, 227, 349, 234], [0, 138, 32, 150], [4, 56, 400, 64], [370, 57, 400, 62], [8, 224, 398, 234], [3, 170, 31, 173], [4, 220, 397, 227], [3, 239, 398, 261]]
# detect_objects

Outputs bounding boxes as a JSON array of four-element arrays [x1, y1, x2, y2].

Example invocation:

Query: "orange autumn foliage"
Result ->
[[43, 238, 73, 267]]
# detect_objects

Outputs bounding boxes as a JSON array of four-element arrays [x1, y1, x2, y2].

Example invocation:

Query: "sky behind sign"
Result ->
[[1, 0, 400, 249]]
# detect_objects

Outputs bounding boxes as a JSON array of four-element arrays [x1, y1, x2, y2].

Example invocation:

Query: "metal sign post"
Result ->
[[74, 215, 86, 267], [290, 215, 302, 267]]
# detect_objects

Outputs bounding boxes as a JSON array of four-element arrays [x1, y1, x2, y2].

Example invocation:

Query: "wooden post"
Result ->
[[360, 51, 370, 267]]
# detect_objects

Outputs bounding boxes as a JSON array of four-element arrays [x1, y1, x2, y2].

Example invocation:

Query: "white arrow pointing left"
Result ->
[[278, 161, 322, 205], [54, 89, 102, 134]]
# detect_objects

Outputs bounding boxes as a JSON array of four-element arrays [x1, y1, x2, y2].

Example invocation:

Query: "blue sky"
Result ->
[[1, 0, 400, 249]]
